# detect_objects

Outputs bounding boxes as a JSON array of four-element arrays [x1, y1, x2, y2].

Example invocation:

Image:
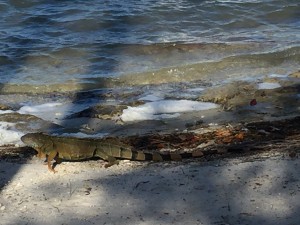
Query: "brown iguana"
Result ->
[[21, 133, 203, 173]]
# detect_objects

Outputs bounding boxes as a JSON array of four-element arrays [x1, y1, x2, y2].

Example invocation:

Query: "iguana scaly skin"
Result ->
[[21, 133, 203, 173]]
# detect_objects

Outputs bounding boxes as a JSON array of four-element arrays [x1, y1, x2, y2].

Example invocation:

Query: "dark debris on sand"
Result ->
[[2, 117, 299, 163]]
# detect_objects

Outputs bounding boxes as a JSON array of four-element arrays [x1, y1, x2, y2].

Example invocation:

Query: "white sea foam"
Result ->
[[258, 82, 281, 90], [17, 102, 64, 123], [0, 110, 14, 114], [268, 74, 288, 78], [187, 87, 205, 92], [0, 102, 70, 128], [121, 100, 218, 122], [0, 122, 24, 146], [18, 102, 86, 123], [18, 102, 63, 114]]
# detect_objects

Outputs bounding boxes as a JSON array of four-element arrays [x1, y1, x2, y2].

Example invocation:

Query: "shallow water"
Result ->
[[0, 0, 299, 89]]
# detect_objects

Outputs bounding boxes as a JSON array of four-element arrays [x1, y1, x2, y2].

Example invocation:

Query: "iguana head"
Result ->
[[21, 133, 48, 149]]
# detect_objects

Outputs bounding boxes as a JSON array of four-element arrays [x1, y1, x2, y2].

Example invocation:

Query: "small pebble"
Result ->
[[0, 206, 5, 211]]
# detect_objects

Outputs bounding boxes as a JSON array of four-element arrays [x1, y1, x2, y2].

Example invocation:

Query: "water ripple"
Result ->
[[0, 0, 299, 85]]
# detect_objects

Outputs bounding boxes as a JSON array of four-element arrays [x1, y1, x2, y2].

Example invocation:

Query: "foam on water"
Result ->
[[18, 102, 87, 123], [268, 74, 289, 78], [18, 103, 65, 122], [187, 87, 206, 92], [0, 103, 69, 145], [121, 100, 219, 122], [0, 122, 24, 146], [18, 103, 63, 114], [0, 110, 14, 114], [258, 82, 281, 90]]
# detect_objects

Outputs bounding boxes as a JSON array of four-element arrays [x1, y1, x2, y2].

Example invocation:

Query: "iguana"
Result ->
[[21, 133, 203, 173]]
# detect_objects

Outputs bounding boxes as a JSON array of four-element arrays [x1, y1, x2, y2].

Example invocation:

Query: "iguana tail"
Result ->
[[97, 142, 204, 162], [124, 149, 204, 161]]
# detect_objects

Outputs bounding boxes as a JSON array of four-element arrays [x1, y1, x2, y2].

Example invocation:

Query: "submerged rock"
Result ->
[[0, 113, 62, 132], [289, 70, 300, 78], [0, 104, 12, 110], [67, 105, 129, 120], [199, 81, 256, 109], [67, 100, 146, 120], [0, 113, 42, 123], [198, 78, 300, 117]]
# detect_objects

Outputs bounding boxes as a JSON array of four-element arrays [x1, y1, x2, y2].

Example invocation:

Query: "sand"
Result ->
[[0, 141, 299, 225]]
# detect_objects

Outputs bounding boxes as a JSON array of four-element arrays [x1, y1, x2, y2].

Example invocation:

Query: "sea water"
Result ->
[[0, 0, 299, 88], [0, 0, 299, 143]]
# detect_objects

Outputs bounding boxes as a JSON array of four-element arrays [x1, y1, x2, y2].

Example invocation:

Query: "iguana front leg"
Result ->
[[95, 150, 119, 168], [37, 140, 58, 172], [36, 148, 46, 159]]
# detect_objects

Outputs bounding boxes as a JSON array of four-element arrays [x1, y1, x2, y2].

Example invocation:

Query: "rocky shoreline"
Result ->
[[0, 71, 299, 136], [0, 116, 299, 162], [0, 71, 299, 225]]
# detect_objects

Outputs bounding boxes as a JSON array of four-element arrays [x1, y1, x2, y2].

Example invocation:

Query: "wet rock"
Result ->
[[199, 81, 256, 110], [67, 105, 128, 120], [289, 70, 300, 78], [0, 113, 41, 123], [198, 78, 300, 113], [0, 113, 62, 132], [67, 100, 145, 120], [185, 120, 204, 130], [199, 81, 256, 104], [0, 104, 12, 110]]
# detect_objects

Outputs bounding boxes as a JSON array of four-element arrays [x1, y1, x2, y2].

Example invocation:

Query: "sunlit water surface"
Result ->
[[0, 0, 299, 90]]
